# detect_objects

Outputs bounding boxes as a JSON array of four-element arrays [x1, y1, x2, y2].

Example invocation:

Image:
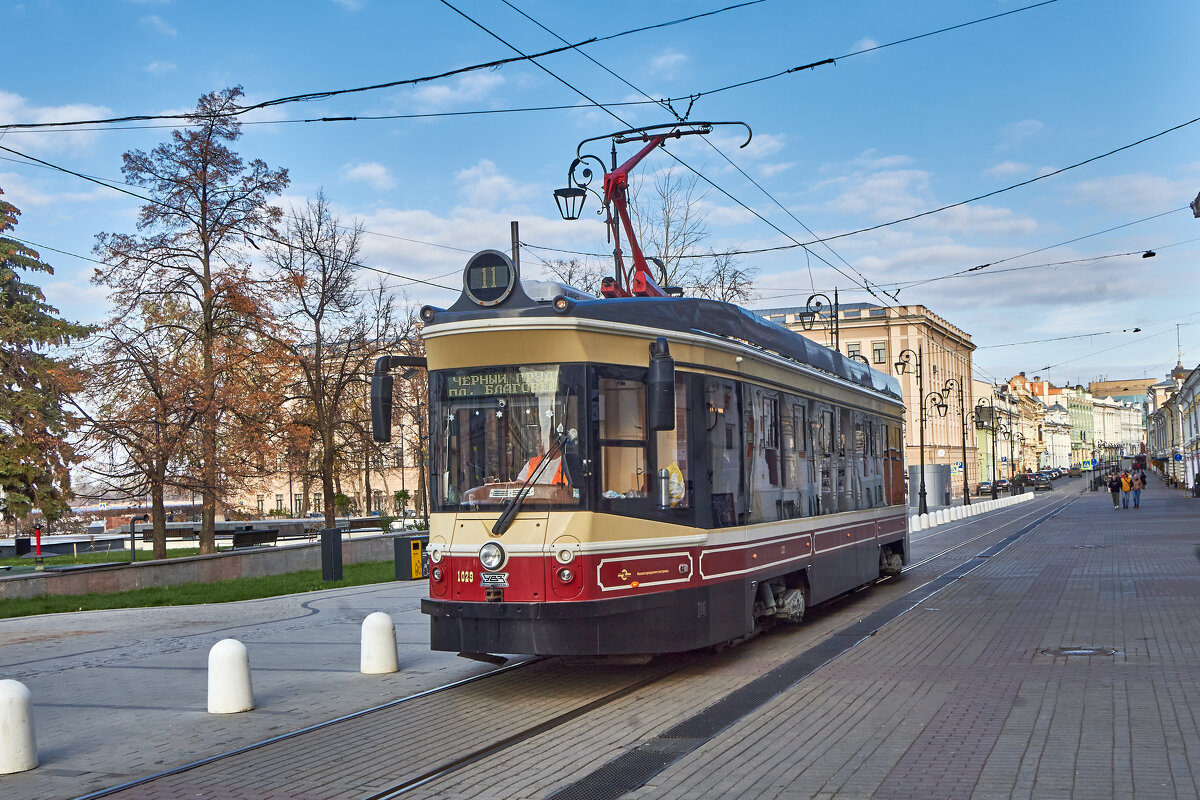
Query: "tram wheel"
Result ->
[[775, 587, 806, 623]]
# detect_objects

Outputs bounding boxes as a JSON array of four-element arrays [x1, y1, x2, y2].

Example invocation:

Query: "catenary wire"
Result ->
[[0, 143, 458, 293]]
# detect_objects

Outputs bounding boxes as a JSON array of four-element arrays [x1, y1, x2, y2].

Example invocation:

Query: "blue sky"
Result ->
[[3, 0, 1198, 389]]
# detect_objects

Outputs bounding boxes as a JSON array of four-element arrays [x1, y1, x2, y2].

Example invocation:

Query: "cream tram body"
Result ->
[[417, 269, 908, 656]]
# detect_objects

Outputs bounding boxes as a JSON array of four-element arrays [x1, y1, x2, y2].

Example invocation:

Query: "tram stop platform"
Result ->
[[2, 471, 1200, 799]]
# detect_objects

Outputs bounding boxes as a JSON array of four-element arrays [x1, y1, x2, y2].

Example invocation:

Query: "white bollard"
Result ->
[[937, 509, 948, 524], [361, 612, 399, 674], [910, 515, 922, 531], [921, 512, 935, 528], [0, 679, 37, 774], [208, 639, 253, 714]]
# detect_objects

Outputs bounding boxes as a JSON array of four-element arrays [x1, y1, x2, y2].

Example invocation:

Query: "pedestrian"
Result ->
[[1107, 472, 1121, 508], [1131, 472, 1143, 509], [1120, 471, 1132, 509]]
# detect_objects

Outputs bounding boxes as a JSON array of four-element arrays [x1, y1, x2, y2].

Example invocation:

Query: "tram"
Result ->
[[372, 123, 910, 657]]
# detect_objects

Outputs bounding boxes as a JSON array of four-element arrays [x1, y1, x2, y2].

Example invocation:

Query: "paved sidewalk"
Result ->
[[0, 579, 497, 800], [635, 471, 1200, 799]]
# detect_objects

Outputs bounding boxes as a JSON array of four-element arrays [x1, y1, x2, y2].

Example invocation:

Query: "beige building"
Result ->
[[760, 302, 978, 502]]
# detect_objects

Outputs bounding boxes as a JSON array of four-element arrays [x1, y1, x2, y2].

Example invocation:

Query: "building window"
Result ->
[[257, 495, 265, 514], [872, 342, 887, 364], [294, 494, 303, 515], [847, 343, 861, 359], [313, 493, 322, 512], [276, 494, 284, 511]]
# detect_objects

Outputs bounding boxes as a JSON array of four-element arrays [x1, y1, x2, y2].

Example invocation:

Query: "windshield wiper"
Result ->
[[491, 428, 574, 536]]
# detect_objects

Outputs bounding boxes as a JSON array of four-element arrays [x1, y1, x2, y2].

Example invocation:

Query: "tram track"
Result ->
[[75, 496, 1071, 800]]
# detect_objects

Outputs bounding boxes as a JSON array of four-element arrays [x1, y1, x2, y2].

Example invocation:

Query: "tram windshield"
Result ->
[[435, 365, 582, 510]]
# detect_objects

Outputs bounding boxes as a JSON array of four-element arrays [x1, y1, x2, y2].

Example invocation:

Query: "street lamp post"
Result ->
[[1014, 432, 1026, 490], [943, 377, 970, 506], [797, 289, 840, 351], [895, 346, 947, 515], [977, 396, 1000, 500]]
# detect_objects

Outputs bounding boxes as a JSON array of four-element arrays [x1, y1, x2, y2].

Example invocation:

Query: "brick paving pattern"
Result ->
[[4, 474, 1199, 799]]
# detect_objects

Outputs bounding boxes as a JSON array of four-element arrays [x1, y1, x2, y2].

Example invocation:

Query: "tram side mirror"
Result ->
[[371, 374, 394, 443], [648, 337, 675, 431]]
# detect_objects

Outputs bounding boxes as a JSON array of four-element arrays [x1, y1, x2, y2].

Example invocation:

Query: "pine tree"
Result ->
[[0, 188, 92, 522]]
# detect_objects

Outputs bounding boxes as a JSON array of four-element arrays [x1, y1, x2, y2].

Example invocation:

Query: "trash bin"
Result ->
[[320, 528, 344, 582], [394, 534, 429, 581], [14, 537, 30, 557]]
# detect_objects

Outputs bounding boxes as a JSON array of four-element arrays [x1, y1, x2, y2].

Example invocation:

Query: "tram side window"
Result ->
[[816, 403, 836, 514], [705, 377, 743, 527], [598, 378, 646, 499], [746, 385, 783, 524], [654, 380, 690, 509], [838, 407, 853, 512], [782, 398, 811, 519], [884, 422, 905, 505]]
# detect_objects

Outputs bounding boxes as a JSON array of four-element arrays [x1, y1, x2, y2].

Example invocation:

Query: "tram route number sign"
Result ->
[[481, 572, 510, 588]]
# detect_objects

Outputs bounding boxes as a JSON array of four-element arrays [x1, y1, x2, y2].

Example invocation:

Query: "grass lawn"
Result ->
[[0, 549, 203, 568], [0, 560, 398, 619]]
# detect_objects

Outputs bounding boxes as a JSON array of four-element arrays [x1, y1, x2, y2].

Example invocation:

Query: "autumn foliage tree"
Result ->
[[93, 87, 289, 553], [73, 305, 201, 558], [0, 187, 91, 525]]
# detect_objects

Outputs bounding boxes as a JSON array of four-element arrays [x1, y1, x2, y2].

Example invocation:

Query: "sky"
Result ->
[[3, 0, 1199, 391]]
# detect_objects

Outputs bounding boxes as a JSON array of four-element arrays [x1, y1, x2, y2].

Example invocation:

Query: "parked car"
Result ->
[[996, 478, 1011, 492], [1068, 466, 1082, 477], [1033, 472, 1053, 491], [977, 480, 993, 495]]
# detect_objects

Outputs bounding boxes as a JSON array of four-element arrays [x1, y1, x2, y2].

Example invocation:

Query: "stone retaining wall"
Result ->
[[0, 534, 408, 601]]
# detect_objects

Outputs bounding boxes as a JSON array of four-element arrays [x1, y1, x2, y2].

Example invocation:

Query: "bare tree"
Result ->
[[625, 168, 756, 302], [263, 192, 407, 528], [539, 257, 604, 296], [93, 86, 289, 554]]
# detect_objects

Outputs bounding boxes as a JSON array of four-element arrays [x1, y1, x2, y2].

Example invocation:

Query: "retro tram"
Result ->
[[372, 123, 910, 656]]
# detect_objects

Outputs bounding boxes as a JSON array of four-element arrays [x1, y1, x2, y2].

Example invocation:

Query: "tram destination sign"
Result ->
[[447, 368, 557, 398]]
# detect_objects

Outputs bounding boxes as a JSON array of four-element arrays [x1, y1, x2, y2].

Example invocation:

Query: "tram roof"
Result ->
[[427, 281, 905, 404]]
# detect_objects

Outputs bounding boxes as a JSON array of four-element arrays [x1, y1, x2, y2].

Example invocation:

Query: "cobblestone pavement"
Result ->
[[0, 578, 498, 800], [5, 474, 1198, 800]]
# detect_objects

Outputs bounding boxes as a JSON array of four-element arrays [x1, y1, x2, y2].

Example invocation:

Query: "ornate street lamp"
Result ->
[[798, 289, 840, 351], [976, 396, 1000, 500], [943, 377, 970, 505], [895, 346, 946, 514]]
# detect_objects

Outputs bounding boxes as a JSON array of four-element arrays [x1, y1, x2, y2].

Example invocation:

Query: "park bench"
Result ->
[[230, 529, 279, 549]]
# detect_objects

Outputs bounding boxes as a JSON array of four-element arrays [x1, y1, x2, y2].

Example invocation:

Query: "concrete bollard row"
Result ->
[[0, 679, 37, 774]]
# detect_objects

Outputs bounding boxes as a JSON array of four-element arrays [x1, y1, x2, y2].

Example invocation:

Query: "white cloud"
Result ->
[[139, 14, 177, 36], [650, 50, 688, 80], [332, 0, 363, 8], [453, 159, 538, 209], [984, 161, 1029, 178], [144, 61, 176, 75], [410, 72, 505, 111], [342, 162, 395, 191], [0, 91, 113, 154], [760, 162, 796, 178], [852, 37, 878, 53], [997, 119, 1043, 150], [0, 172, 112, 208], [1067, 173, 1188, 214]]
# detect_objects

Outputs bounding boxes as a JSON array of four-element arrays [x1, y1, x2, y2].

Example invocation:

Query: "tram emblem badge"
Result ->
[[618, 569, 631, 581]]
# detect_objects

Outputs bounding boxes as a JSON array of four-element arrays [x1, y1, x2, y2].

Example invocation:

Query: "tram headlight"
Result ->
[[431, 567, 444, 582], [557, 567, 574, 583], [428, 545, 443, 564], [479, 542, 505, 571], [555, 548, 575, 565]]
